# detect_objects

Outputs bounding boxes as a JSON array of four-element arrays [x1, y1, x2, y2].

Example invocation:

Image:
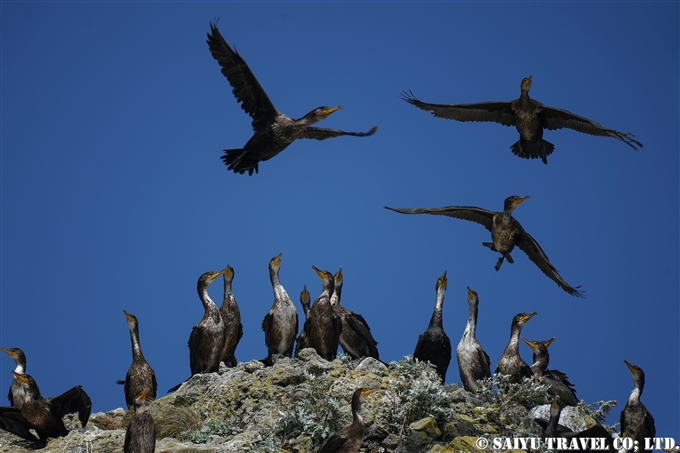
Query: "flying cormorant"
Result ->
[[219, 265, 243, 368], [495, 312, 536, 383], [124, 388, 156, 453], [2, 371, 91, 449], [331, 267, 380, 361], [316, 388, 378, 453], [262, 253, 299, 365], [119, 310, 157, 409], [413, 271, 451, 384], [294, 285, 311, 357], [168, 270, 226, 392], [521, 337, 578, 406], [455, 287, 491, 393], [0, 347, 27, 407], [206, 21, 378, 175], [385, 196, 585, 297], [401, 75, 642, 164], [620, 360, 655, 451], [301, 266, 342, 361]]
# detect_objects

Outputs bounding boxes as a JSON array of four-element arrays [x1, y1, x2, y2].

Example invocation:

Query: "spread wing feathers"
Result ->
[[401, 91, 516, 126], [384, 205, 495, 232], [0, 407, 37, 441], [540, 105, 642, 149], [544, 370, 579, 406], [207, 22, 278, 130], [47, 386, 92, 428], [300, 125, 379, 141], [514, 229, 585, 298]]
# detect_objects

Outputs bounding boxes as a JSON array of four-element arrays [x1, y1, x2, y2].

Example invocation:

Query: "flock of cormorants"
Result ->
[[0, 19, 656, 453]]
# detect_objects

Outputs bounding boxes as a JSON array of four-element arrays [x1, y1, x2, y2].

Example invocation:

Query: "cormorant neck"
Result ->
[[463, 301, 478, 337], [429, 287, 446, 328], [628, 386, 641, 404], [14, 363, 25, 375], [330, 285, 342, 306], [198, 285, 218, 314], [507, 324, 523, 353], [545, 405, 561, 437], [129, 324, 145, 360], [530, 353, 548, 376]]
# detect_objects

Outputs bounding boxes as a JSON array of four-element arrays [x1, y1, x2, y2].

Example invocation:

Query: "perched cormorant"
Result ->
[[385, 196, 585, 298], [413, 271, 451, 384], [206, 21, 378, 175], [3, 371, 92, 449], [316, 388, 378, 453], [262, 253, 298, 365], [620, 360, 655, 450], [455, 287, 491, 393], [535, 395, 615, 452], [401, 75, 642, 164], [294, 285, 311, 357], [0, 347, 27, 407], [302, 266, 342, 361], [521, 337, 578, 406], [495, 312, 536, 383], [124, 388, 156, 453], [119, 310, 157, 409], [219, 265, 243, 368], [331, 267, 380, 361], [168, 270, 226, 392]]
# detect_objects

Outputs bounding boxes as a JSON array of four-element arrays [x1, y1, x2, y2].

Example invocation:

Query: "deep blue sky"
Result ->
[[1, 2, 678, 437]]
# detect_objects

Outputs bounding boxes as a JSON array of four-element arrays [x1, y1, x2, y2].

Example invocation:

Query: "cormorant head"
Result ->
[[436, 271, 448, 292], [503, 195, 530, 214], [352, 387, 379, 411], [305, 106, 342, 123], [0, 347, 25, 364], [521, 75, 533, 93], [512, 312, 537, 329], [466, 286, 478, 306], [222, 264, 235, 284], [549, 394, 565, 415], [312, 266, 334, 289], [135, 388, 151, 405], [300, 285, 311, 314], [11, 371, 34, 387], [197, 270, 224, 292], [334, 267, 343, 287], [123, 310, 138, 330], [624, 360, 646, 389], [270, 253, 282, 273]]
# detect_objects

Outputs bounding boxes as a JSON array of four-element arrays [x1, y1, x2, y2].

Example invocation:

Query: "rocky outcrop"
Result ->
[[0, 350, 616, 453]]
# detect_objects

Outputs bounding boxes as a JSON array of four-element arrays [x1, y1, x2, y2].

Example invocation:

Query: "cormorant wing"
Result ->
[[261, 313, 273, 348], [299, 125, 378, 141], [401, 91, 516, 126], [47, 386, 92, 428], [0, 406, 37, 441], [384, 205, 495, 232], [514, 228, 585, 298], [481, 349, 492, 375], [187, 326, 204, 374], [539, 105, 642, 150], [544, 370, 578, 406], [316, 430, 350, 453], [345, 313, 379, 358], [207, 22, 278, 131]]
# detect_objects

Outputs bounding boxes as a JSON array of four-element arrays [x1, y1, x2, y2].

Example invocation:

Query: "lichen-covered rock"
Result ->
[[0, 357, 616, 453]]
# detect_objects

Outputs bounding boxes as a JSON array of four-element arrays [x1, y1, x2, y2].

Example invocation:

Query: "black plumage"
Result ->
[[402, 75, 641, 164], [120, 310, 157, 409], [124, 388, 156, 453], [316, 388, 378, 453], [413, 271, 451, 384], [0, 372, 91, 449], [455, 287, 491, 393], [620, 360, 655, 451], [294, 285, 311, 357], [331, 267, 380, 361], [0, 347, 27, 407], [495, 312, 536, 383], [206, 21, 378, 175], [521, 337, 578, 406], [300, 266, 342, 361], [385, 195, 585, 298], [219, 265, 243, 368], [262, 253, 298, 364]]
